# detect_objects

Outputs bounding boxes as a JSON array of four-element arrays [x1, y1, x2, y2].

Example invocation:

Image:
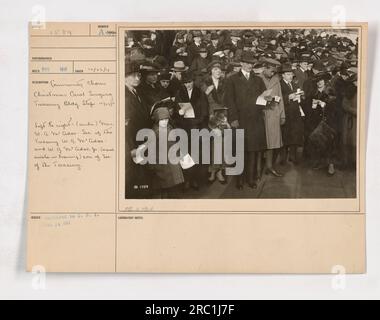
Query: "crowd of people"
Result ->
[[125, 29, 358, 199]]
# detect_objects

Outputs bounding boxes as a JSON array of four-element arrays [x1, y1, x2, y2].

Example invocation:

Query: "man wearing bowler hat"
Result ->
[[188, 30, 205, 64], [157, 70, 172, 99], [168, 60, 189, 97], [224, 51, 268, 190], [294, 54, 311, 90]]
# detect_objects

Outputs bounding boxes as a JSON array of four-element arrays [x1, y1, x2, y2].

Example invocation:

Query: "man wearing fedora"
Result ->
[[170, 31, 189, 65], [168, 60, 189, 97], [280, 63, 305, 164], [190, 45, 210, 88], [294, 55, 311, 90], [125, 62, 152, 198], [305, 74, 338, 176], [201, 60, 226, 115], [157, 70, 172, 99], [188, 30, 205, 64], [224, 51, 268, 190], [175, 71, 209, 191], [207, 32, 222, 57], [258, 57, 286, 178], [202, 60, 229, 184]]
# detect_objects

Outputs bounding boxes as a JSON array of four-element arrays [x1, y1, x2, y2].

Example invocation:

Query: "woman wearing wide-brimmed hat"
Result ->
[[306, 72, 339, 175], [224, 51, 268, 189]]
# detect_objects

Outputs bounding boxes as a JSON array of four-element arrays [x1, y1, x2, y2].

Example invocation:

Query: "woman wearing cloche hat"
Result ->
[[149, 106, 185, 198]]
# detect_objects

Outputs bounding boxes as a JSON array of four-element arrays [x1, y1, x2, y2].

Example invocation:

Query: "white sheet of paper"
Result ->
[[132, 144, 146, 164], [179, 102, 195, 119], [180, 153, 195, 169], [256, 96, 268, 106], [293, 95, 301, 103], [299, 106, 306, 117], [184, 108, 195, 119]]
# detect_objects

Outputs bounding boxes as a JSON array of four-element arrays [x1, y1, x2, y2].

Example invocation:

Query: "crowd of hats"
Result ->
[[125, 28, 358, 81]]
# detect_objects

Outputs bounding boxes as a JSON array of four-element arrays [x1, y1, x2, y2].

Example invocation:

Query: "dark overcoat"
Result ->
[[125, 88, 152, 199], [137, 82, 163, 113], [148, 125, 185, 190], [304, 89, 338, 138], [224, 71, 267, 152], [174, 85, 209, 131], [294, 68, 310, 90], [280, 79, 305, 146]]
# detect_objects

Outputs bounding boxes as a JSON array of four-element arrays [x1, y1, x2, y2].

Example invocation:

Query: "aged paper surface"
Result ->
[[27, 22, 367, 273]]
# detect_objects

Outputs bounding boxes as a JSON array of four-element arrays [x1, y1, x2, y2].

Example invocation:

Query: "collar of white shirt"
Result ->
[[284, 80, 293, 87], [241, 70, 250, 79], [126, 85, 137, 95]]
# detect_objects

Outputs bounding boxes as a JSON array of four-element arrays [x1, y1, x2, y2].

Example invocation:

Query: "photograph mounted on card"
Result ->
[[118, 22, 366, 214]]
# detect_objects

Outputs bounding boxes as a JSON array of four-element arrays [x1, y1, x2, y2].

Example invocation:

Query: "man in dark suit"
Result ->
[[224, 51, 268, 190], [279, 63, 305, 164], [137, 61, 163, 114], [125, 62, 152, 199], [201, 60, 226, 114], [175, 71, 209, 191]]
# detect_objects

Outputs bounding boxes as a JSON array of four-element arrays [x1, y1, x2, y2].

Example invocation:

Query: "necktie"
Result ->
[[288, 81, 293, 91]]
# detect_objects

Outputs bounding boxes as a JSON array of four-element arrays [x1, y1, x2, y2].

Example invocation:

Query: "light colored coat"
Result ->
[[259, 73, 286, 150]]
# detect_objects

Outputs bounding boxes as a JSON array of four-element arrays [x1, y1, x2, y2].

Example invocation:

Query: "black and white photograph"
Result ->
[[124, 27, 359, 200]]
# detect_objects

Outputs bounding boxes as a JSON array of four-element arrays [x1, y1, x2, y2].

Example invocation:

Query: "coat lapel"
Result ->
[[192, 87, 201, 104]]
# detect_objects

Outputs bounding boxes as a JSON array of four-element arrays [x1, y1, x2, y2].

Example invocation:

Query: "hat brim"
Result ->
[[207, 62, 222, 71], [140, 68, 160, 73], [240, 59, 256, 65], [279, 69, 294, 74], [171, 66, 189, 72], [314, 72, 331, 82]]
